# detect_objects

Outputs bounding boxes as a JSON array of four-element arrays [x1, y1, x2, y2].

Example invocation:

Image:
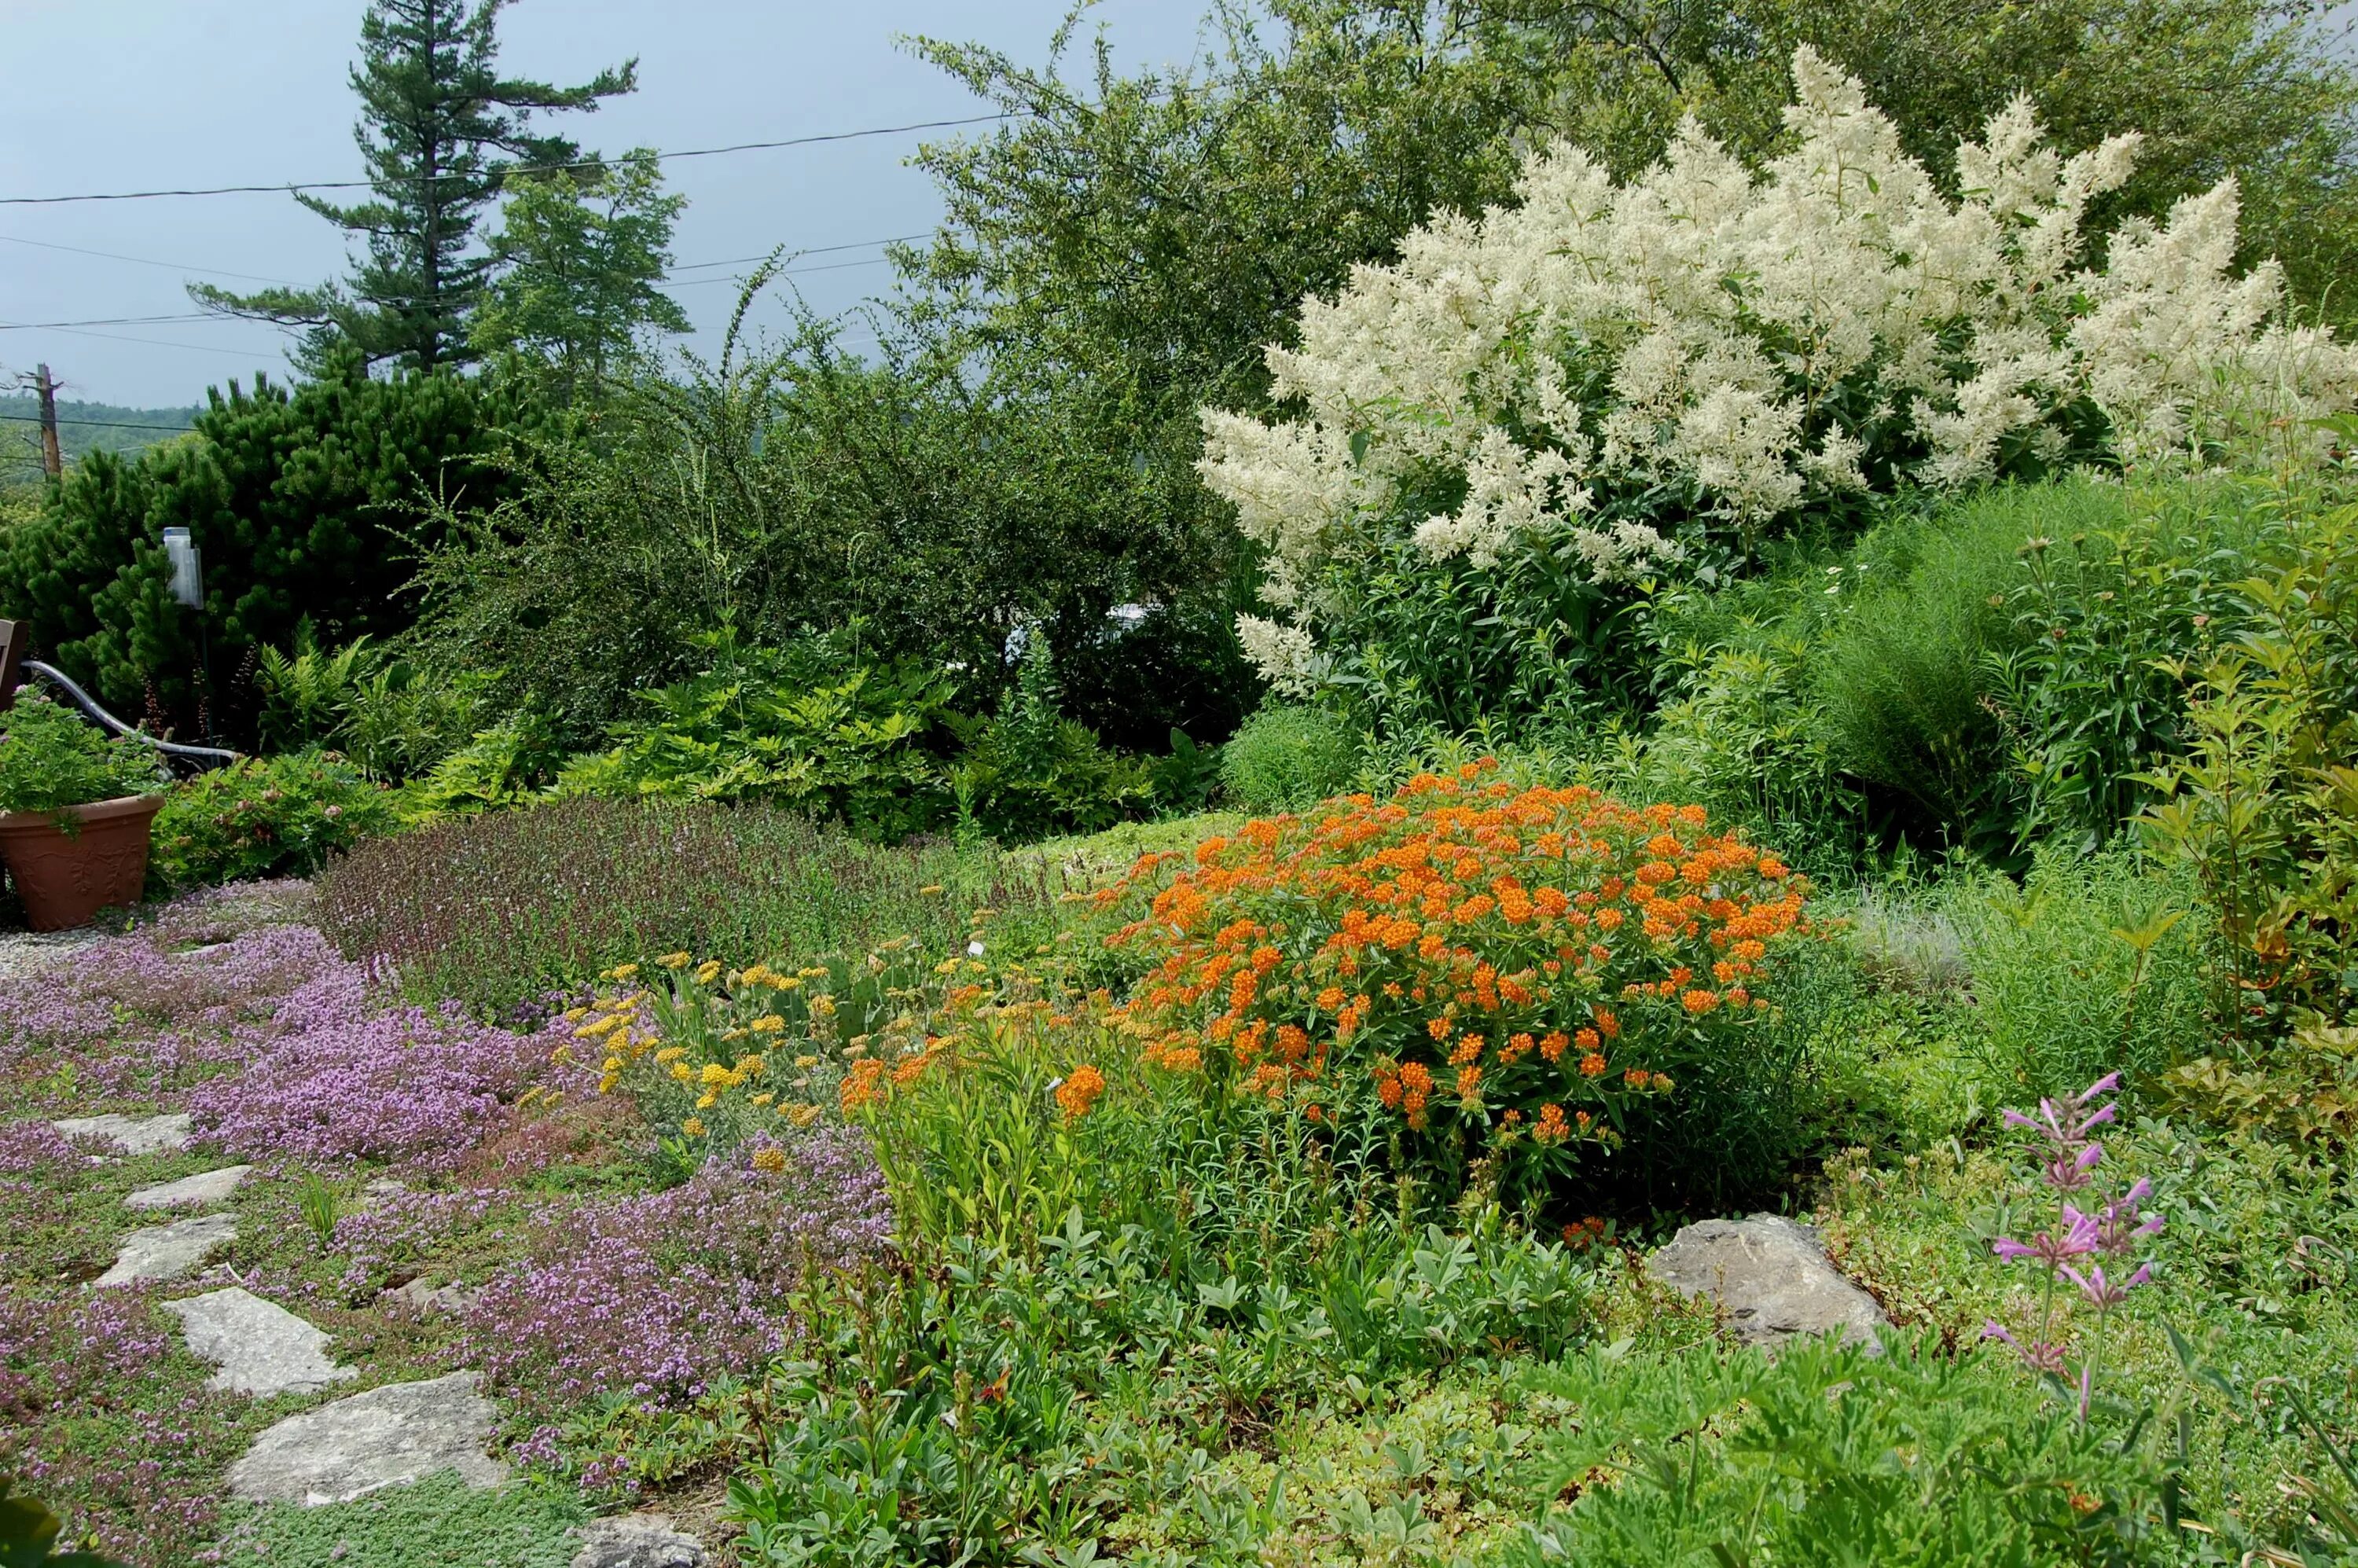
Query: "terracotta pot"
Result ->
[[0, 794, 164, 931]]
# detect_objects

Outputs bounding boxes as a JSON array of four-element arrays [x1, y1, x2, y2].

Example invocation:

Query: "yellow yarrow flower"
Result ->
[[680, 1116, 705, 1137], [694, 960, 724, 985], [699, 1063, 733, 1086], [750, 1015, 786, 1034], [670, 1062, 694, 1084], [752, 1146, 788, 1173], [656, 951, 692, 970], [654, 1046, 688, 1064], [561, 1006, 590, 1023], [750, 1092, 775, 1107], [574, 1014, 626, 1040], [786, 1103, 822, 1128], [695, 1091, 718, 1110], [794, 1055, 819, 1069]]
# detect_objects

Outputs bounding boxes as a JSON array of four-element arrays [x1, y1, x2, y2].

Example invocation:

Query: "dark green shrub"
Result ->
[[0, 351, 538, 744], [149, 751, 399, 892], [314, 795, 1064, 1016], [946, 637, 1155, 843], [0, 691, 168, 813], [1219, 703, 1355, 811], [1809, 494, 2047, 850]]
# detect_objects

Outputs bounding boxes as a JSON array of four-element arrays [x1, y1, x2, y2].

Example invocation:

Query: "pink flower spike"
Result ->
[[2076, 1073, 2121, 1103]]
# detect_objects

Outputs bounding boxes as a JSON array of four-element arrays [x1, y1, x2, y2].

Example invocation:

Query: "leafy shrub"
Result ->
[[0, 691, 167, 814], [1200, 50, 2352, 711], [945, 637, 1156, 843], [149, 751, 398, 892], [1093, 762, 1817, 1208], [1218, 703, 1356, 813], [1808, 491, 2059, 851], [2160, 1020, 2358, 1146], [1509, 1335, 2174, 1567], [2139, 469, 2358, 1033], [556, 630, 957, 843], [1947, 847, 2209, 1100], [315, 795, 1062, 1017]]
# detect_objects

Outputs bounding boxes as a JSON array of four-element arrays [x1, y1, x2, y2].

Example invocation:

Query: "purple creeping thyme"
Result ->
[[465, 1129, 892, 1416], [1982, 1072, 2163, 1418]]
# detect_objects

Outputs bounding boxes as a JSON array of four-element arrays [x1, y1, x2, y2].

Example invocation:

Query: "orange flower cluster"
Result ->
[[1055, 1063, 1108, 1118], [1100, 762, 1809, 1175]]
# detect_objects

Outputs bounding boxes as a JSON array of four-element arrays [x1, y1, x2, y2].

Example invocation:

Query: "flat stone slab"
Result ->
[[96, 1212, 237, 1286], [125, 1164, 252, 1211], [54, 1112, 192, 1155], [227, 1371, 509, 1505], [571, 1515, 708, 1568], [1648, 1214, 1888, 1352], [163, 1287, 356, 1397]]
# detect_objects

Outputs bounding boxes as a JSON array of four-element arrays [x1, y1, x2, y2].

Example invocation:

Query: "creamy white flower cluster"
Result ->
[[1201, 48, 2358, 695]]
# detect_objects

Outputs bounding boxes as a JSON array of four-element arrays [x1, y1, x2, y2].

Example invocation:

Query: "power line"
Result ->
[[0, 233, 301, 286], [0, 412, 194, 434], [668, 232, 930, 274], [2, 322, 286, 359], [3, 244, 922, 328], [1, 115, 1015, 207]]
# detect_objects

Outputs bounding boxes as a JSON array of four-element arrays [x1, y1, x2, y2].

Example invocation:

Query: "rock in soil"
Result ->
[[95, 1212, 237, 1286], [227, 1371, 509, 1505], [380, 1276, 481, 1314], [125, 1164, 252, 1211], [162, 1287, 357, 1397], [1648, 1214, 1888, 1353], [53, 1112, 193, 1156], [569, 1515, 709, 1568]]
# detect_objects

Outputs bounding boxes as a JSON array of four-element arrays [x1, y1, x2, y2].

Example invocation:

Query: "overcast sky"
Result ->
[[0, 1, 1217, 408]]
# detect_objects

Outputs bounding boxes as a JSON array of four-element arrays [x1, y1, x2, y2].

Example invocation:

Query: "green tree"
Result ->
[[471, 149, 690, 401], [193, 0, 636, 371]]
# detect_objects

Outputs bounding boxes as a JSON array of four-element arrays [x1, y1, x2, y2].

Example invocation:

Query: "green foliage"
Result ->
[[1809, 494, 2052, 853], [0, 397, 193, 487], [1947, 847, 2211, 1100], [1218, 703, 1356, 813], [559, 630, 957, 843], [149, 752, 399, 893], [314, 795, 1062, 1015], [0, 352, 535, 744], [472, 149, 690, 401], [946, 637, 1156, 844], [0, 1478, 123, 1568], [2139, 470, 2358, 1033], [190, 0, 636, 372], [1508, 1335, 2175, 1567], [2159, 1019, 2358, 1146], [213, 1474, 587, 1568], [0, 692, 167, 815]]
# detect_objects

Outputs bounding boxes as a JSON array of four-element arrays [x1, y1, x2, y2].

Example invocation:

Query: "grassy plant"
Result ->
[[315, 795, 1066, 1016], [293, 1173, 340, 1254], [1947, 847, 2211, 1101], [1220, 703, 1357, 813]]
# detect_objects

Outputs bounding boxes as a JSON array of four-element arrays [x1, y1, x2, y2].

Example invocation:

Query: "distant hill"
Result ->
[[0, 394, 198, 484]]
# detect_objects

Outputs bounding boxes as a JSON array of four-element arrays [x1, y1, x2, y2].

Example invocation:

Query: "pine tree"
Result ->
[[193, 0, 635, 372]]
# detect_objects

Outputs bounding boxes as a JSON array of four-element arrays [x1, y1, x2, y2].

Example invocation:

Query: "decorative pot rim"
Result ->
[[0, 792, 168, 829]]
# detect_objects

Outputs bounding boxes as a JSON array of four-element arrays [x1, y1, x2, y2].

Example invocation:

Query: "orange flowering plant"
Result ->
[[1094, 761, 1813, 1202]]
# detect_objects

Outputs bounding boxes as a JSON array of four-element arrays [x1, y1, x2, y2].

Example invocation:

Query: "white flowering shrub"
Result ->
[[1200, 48, 2358, 700]]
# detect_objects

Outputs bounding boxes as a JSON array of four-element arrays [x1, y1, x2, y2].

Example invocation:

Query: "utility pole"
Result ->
[[33, 363, 61, 481]]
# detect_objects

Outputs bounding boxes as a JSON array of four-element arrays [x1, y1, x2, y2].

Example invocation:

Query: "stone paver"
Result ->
[[53, 1112, 192, 1156], [125, 1164, 252, 1212], [380, 1276, 480, 1314], [1648, 1214, 1888, 1353], [226, 1371, 509, 1505], [163, 1287, 356, 1397], [95, 1212, 237, 1286], [570, 1515, 708, 1568]]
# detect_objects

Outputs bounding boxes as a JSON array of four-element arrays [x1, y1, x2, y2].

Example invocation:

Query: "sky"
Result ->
[[0, 0, 1221, 409]]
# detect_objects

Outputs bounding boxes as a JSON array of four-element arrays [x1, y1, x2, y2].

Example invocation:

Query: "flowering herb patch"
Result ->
[[466, 1132, 890, 1418], [1096, 763, 1814, 1200]]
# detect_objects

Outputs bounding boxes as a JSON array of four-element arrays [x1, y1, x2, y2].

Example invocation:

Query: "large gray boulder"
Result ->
[[1648, 1214, 1887, 1352], [95, 1212, 237, 1286], [570, 1515, 708, 1568], [227, 1371, 509, 1505], [163, 1287, 356, 1397], [126, 1164, 252, 1211]]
